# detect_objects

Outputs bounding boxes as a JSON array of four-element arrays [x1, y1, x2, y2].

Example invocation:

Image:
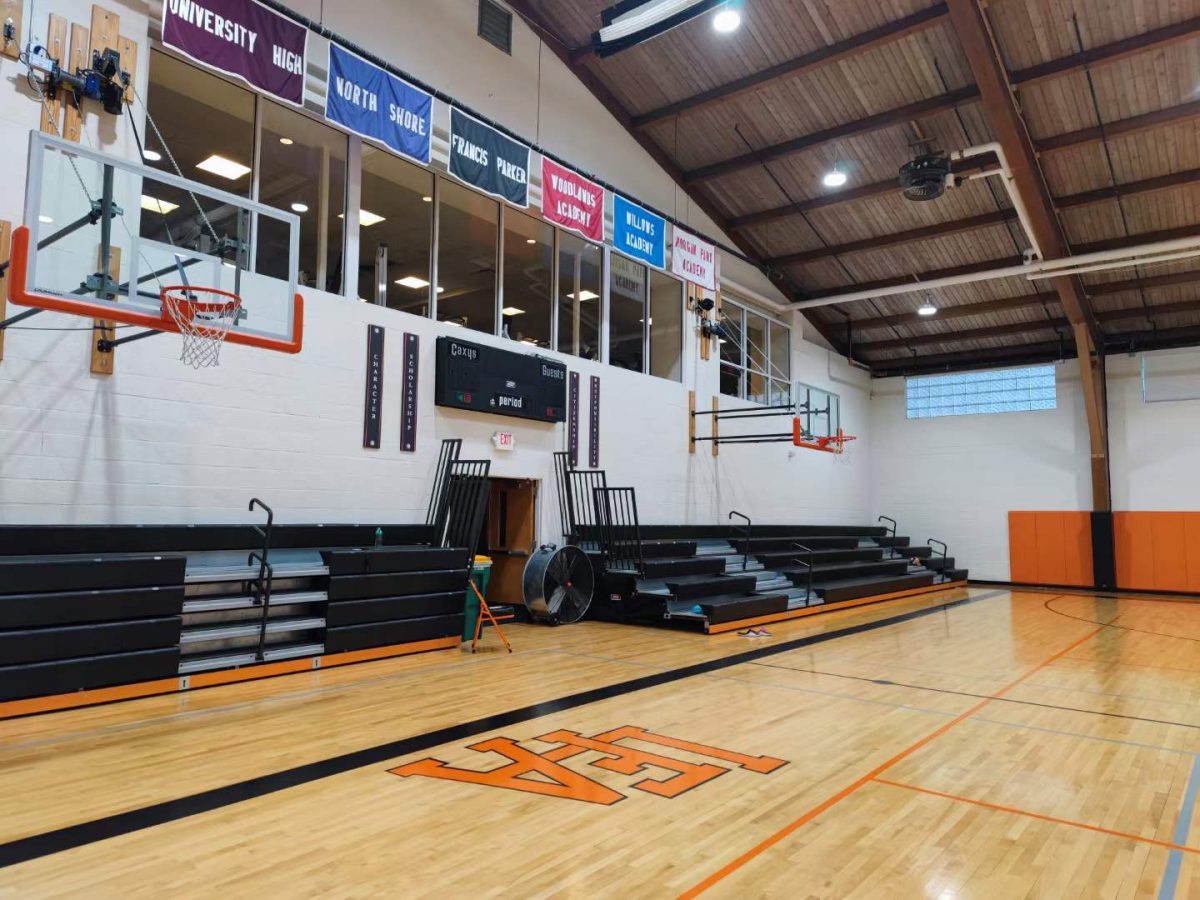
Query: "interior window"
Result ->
[[608, 253, 646, 372], [437, 178, 498, 335], [358, 145, 434, 314], [501, 210, 554, 348], [556, 232, 602, 360], [648, 270, 683, 382]]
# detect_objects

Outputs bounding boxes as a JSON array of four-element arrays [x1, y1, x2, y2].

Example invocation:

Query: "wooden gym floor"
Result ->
[[4, 586, 1200, 897]]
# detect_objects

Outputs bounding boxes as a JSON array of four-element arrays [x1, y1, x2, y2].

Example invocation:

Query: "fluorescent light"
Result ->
[[918, 301, 938, 316], [568, 290, 599, 301], [290, 202, 309, 213], [437, 286, 445, 294], [503, 307, 526, 316], [196, 154, 251, 181], [279, 137, 294, 145], [823, 168, 848, 188], [140, 194, 179, 214], [713, 8, 741, 32], [526, 238, 537, 244], [37, 215, 53, 224], [422, 196, 432, 203], [143, 149, 162, 162], [395, 276, 430, 289], [339, 209, 386, 227]]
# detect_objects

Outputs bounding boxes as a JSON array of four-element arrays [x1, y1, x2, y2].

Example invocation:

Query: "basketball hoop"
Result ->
[[792, 421, 857, 454], [161, 286, 242, 369]]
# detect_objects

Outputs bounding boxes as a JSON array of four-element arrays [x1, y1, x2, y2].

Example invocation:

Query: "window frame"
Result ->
[[719, 295, 791, 405]]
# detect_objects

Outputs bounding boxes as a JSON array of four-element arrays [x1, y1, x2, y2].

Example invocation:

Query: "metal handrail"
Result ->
[[792, 543, 815, 602], [928, 539, 948, 560], [247, 498, 275, 662], [729, 511, 751, 572], [878, 515, 898, 559]]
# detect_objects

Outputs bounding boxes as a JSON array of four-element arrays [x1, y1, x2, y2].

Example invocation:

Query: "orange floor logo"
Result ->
[[390, 725, 787, 804]]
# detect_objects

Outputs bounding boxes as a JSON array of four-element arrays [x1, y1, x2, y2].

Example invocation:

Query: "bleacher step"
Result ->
[[783, 560, 910, 582], [819, 572, 936, 604], [185, 562, 329, 583], [178, 641, 324, 675], [641, 556, 726, 579], [182, 591, 327, 614], [695, 592, 789, 624], [179, 617, 325, 644], [662, 574, 757, 601]]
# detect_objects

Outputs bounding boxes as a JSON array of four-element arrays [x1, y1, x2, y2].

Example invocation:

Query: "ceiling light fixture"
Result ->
[[503, 307, 526, 316], [279, 137, 294, 145], [290, 202, 309, 213], [395, 276, 431, 289], [196, 154, 251, 181], [596, 0, 722, 57], [822, 167, 848, 188], [713, 8, 741, 33], [567, 290, 600, 301], [143, 149, 162, 162], [141, 195, 180, 215], [437, 286, 446, 294], [918, 299, 938, 316], [37, 215, 53, 224], [526, 238, 537, 244], [422, 196, 432, 203], [339, 210, 386, 227]]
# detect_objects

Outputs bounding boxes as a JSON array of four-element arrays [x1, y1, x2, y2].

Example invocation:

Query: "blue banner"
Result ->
[[325, 43, 432, 164], [612, 194, 666, 269]]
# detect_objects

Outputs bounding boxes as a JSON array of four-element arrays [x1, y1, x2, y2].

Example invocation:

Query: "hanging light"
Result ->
[[823, 166, 848, 188], [713, 8, 741, 32], [918, 297, 938, 316]]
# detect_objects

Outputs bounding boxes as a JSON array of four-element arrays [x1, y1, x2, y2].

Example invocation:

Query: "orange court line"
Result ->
[[872, 777, 1200, 855], [677, 622, 1106, 899]]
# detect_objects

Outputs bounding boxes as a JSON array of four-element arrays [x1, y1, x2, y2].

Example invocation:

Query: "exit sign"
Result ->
[[493, 431, 515, 451]]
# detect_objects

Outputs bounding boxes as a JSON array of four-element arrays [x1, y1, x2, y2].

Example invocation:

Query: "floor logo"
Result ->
[[390, 725, 786, 805]]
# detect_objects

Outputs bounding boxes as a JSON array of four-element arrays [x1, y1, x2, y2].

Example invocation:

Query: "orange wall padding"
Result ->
[[1008, 511, 1092, 587], [1114, 512, 1200, 592]]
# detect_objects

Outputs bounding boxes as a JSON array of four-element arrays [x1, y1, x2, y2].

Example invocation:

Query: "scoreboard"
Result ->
[[434, 336, 567, 424]]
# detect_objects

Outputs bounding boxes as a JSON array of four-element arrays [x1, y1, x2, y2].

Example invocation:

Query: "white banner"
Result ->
[[671, 228, 717, 291]]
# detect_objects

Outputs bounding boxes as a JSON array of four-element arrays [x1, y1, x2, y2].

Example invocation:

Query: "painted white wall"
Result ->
[[1109, 348, 1200, 511], [0, 0, 869, 534], [869, 361, 1092, 581]]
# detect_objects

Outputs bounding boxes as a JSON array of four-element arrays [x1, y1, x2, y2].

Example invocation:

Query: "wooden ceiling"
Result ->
[[508, 0, 1200, 374]]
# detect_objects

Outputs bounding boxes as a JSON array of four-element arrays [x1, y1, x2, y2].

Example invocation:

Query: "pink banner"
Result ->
[[541, 158, 605, 242]]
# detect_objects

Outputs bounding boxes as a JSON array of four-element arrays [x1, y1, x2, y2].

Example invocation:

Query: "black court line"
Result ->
[[751, 661, 1200, 731], [0, 587, 1004, 869]]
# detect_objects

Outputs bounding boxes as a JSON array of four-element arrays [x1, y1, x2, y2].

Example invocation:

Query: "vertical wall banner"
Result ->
[[589, 375, 601, 468], [325, 44, 433, 164], [671, 228, 718, 292], [612, 195, 666, 269], [448, 108, 530, 206], [401, 333, 420, 453], [161, 0, 308, 105], [568, 371, 580, 467], [362, 325, 385, 449], [541, 158, 605, 242]]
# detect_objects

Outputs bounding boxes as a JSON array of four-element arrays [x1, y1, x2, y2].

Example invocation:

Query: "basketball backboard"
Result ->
[[793, 381, 840, 441], [11, 131, 302, 353]]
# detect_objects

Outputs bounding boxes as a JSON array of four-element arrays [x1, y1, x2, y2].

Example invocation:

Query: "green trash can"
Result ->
[[463, 555, 493, 641]]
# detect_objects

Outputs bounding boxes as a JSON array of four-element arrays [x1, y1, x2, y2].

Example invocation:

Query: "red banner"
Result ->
[[541, 158, 605, 242]]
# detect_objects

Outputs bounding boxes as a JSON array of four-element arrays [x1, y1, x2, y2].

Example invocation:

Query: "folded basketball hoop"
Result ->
[[161, 286, 242, 369]]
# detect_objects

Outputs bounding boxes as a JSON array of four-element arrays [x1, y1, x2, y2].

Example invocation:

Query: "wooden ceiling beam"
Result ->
[[1072, 224, 1200, 257], [856, 316, 1070, 352], [842, 291, 1060, 331], [1010, 15, 1200, 87], [869, 340, 1070, 374], [764, 209, 1017, 267], [1057, 168, 1200, 210], [631, 5, 949, 128], [1037, 99, 1200, 153], [948, 0, 1107, 509], [1097, 298, 1200, 324], [682, 87, 980, 184], [1090, 269, 1200, 296]]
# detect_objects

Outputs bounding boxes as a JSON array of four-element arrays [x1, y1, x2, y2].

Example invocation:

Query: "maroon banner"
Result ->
[[162, 0, 308, 105], [542, 157, 605, 242]]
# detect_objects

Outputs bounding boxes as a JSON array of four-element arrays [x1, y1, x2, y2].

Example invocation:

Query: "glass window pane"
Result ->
[[747, 369, 768, 405], [719, 306, 743, 369], [501, 210, 554, 348], [720, 363, 743, 399], [608, 253, 646, 372], [905, 365, 1057, 419], [649, 271, 683, 382], [358, 146, 433, 313], [145, 51, 255, 198], [257, 102, 348, 294], [770, 321, 790, 382], [556, 232, 601, 360], [746, 311, 767, 374], [436, 179, 498, 335]]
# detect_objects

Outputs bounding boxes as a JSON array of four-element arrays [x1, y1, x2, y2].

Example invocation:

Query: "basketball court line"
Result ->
[[0, 588, 1006, 869], [871, 777, 1200, 856], [1158, 753, 1200, 899], [676, 622, 1106, 898]]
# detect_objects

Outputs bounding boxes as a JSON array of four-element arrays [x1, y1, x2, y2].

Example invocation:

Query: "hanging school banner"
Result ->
[[325, 44, 433, 164], [541, 158, 604, 242], [162, 0, 308, 105], [612, 195, 665, 269], [448, 108, 530, 206], [671, 227, 717, 292]]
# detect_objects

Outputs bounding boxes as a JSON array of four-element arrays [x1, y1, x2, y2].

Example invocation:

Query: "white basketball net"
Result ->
[[162, 288, 242, 369]]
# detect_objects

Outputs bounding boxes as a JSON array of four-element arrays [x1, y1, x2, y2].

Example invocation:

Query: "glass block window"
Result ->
[[906, 365, 1057, 419]]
